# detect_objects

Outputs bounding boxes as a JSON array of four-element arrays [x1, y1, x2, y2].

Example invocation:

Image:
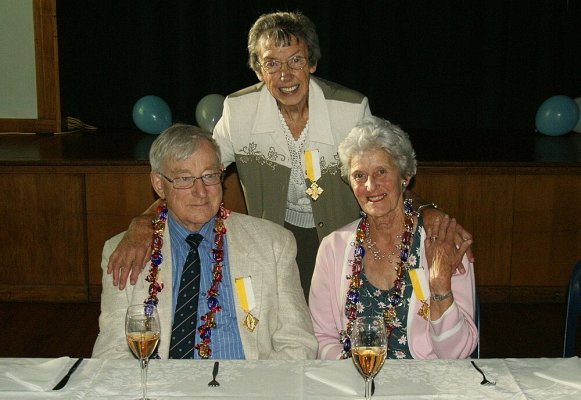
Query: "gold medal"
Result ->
[[418, 300, 430, 320], [304, 149, 324, 200], [235, 276, 259, 331], [306, 181, 324, 200], [243, 313, 259, 332]]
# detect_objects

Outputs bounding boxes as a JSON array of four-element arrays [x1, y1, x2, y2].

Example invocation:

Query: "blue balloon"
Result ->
[[132, 95, 172, 134], [535, 95, 579, 136], [574, 97, 581, 133], [195, 94, 225, 132]]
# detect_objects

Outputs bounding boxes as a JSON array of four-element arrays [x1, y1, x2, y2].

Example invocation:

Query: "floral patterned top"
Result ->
[[358, 217, 423, 359]]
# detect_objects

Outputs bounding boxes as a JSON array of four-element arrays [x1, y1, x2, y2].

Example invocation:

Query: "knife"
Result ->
[[52, 357, 84, 390]]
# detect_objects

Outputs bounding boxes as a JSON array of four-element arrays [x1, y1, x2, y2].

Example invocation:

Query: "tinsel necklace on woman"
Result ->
[[339, 199, 415, 359]]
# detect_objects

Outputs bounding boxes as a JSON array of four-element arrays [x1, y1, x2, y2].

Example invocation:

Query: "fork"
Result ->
[[208, 361, 220, 387], [471, 361, 496, 386]]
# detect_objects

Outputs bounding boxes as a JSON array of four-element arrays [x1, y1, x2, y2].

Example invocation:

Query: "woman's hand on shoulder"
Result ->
[[106, 214, 153, 289]]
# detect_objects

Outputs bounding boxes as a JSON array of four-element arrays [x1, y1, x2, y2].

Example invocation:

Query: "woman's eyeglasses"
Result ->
[[259, 56, 307, 74]]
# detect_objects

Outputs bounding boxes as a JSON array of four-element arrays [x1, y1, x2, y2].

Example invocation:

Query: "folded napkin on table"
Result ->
[[0, 357, 72, 391], [533, 357, 581, 390]]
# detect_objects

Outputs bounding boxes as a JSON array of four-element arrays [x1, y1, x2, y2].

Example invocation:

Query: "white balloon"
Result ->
[[574, 97, 581, 133], [195, 94, 225, 132]]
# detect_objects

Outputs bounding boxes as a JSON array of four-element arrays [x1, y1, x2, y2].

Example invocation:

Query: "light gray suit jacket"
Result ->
[[92, 212, 318, 360]]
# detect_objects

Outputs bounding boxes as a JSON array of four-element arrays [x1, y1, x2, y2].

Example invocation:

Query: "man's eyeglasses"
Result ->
[[259, 56, 307, 74], [160, 171, 224, 189]]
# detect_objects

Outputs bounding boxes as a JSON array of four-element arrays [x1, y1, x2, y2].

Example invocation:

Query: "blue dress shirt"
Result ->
[[169, 215, 245, 359]]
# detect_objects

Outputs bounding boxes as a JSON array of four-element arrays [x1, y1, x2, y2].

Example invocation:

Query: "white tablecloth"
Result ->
[[1, 357, 580, 399]]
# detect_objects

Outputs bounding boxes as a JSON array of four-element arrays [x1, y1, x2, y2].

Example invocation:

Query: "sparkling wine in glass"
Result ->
[[126, 304, 161, 400], [351, 316, 388, 400]]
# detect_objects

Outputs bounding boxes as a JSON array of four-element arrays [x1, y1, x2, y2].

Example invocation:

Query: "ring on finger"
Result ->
[[430, 236, 438, 242]]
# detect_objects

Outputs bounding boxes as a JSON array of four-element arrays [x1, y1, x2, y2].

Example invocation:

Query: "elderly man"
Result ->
[[92, 123, 317, 360]]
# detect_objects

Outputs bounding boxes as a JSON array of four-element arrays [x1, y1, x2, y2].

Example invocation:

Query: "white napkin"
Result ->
[[533, 357, 581, 390], [0, 357, 71, 391], [305, 367, 358, 395]]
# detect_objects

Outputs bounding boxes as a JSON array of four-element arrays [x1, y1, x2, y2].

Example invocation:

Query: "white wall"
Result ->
[[0, 0, 37, 119]]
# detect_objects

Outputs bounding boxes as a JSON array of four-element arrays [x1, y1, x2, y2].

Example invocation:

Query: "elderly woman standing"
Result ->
[[212, 11, 370, 297], [309, 116, 477, 360]]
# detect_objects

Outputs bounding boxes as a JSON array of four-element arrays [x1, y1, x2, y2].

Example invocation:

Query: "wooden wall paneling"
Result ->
[[33, 0, 61, 132], [85, 172, 155, 300], [85, 171, 155, 215], [413, 168, 465, 214], [511, 174, 581, 290], [413, 168, 515, 302], [461, 174, 514, 287], [0, 172, 86, 301]]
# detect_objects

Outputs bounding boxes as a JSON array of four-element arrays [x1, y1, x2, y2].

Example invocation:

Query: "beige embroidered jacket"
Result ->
[[213, 77, 371, 240]]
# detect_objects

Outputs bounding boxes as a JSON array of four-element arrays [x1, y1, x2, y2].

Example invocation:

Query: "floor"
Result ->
[[0, 302, 578, 359]]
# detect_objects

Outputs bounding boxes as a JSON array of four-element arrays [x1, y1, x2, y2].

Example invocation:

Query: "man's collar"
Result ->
[[168, 214, 217, 245]]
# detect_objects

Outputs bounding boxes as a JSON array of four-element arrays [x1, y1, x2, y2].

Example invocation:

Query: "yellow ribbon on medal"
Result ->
[[409, 268, 430, 320], [304, 149, 324, 200], [235, 277, 259, 331]]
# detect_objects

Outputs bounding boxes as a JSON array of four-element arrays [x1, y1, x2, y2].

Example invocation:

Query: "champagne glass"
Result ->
[[351, 316, 388, 400], [125, 304, 161, 400]]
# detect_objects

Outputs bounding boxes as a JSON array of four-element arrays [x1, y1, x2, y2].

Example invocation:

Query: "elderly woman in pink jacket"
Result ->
[[309, 116, 477, 360]]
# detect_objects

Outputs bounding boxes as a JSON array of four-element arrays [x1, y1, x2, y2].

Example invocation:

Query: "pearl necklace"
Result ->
[[144, 202, 231, 359], [339, 199, 415, 359], [364, 236, 399, 263]]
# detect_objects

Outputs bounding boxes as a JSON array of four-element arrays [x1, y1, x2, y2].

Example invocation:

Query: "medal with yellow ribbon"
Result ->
[[304, 149, 324, 200], [235, 276, 259, 332], [409, 267, 430, 321]]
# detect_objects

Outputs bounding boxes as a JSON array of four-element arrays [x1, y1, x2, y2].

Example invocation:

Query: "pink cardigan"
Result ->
[[309, 219, 478, 360]]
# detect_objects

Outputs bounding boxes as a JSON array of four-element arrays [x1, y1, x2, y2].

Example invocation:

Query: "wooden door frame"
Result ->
[[0, 0, 60, 133]]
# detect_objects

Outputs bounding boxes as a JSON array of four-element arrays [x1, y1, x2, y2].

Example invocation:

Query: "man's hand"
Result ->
[[421, 207, 474, 273], [106, 215, 154, 289]]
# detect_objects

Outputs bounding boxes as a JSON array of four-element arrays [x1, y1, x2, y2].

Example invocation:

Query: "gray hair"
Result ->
[[149, 123, 221, 173], [247, 11, 321, 74], [338, 116, 417, 180]]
